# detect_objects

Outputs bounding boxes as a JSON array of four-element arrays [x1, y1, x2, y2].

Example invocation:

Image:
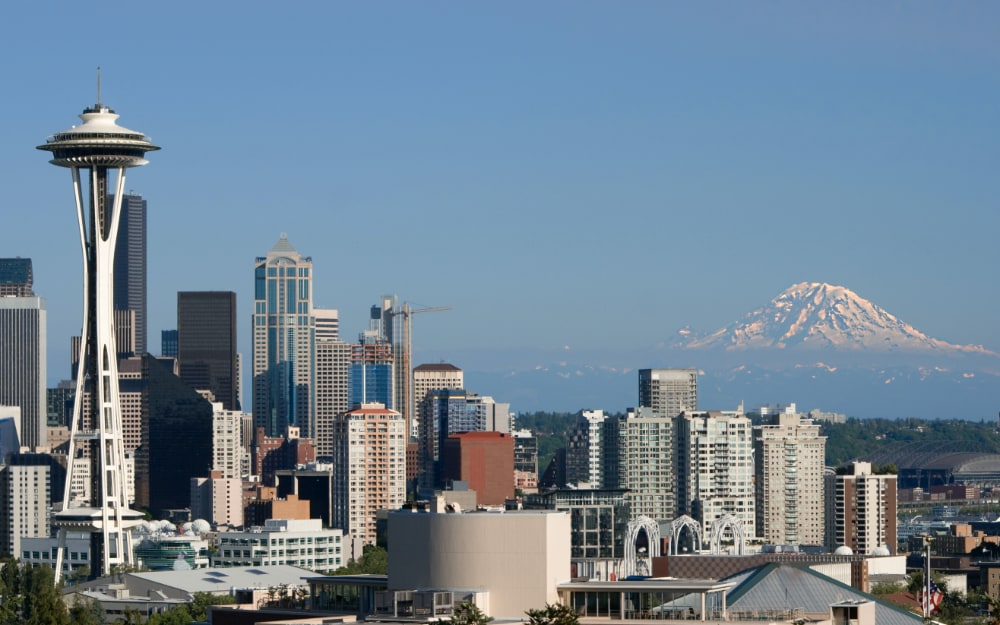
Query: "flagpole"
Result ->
[[924, 540, 931, 620]]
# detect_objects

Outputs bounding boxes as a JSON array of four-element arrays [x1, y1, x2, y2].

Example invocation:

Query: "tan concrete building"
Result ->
[[333, 403, 406, 545], [754, 412, 826, 546], [387, 509, 571, 619]]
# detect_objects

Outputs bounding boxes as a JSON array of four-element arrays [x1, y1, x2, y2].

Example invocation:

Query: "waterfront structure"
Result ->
[[214, 519, 344, 571], [178, 291, 239, 410], [440, 431, 515, 506], [253, 234, 316, 438], [38, 93, 158, 578], [0, 258, 33, 297], [675, 409, 756, 538], [113, 193, 148, 354], [332, 403, 406, 545], [825, 461, 898, 556], [638, 368, 698, 418], [754, 411, 827, 546], [0, 296, 46, 450], [314, 308, 350, 458], [617, 406, 675, 524]]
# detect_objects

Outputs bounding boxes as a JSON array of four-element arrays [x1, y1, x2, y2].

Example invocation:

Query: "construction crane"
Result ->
[[386, 302, 451, 438]]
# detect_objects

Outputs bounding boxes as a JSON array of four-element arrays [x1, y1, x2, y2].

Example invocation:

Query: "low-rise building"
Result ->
[[213, 518, 343, 572]]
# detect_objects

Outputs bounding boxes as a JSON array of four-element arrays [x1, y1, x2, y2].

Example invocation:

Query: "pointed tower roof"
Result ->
[[269, 233, 298, 255]]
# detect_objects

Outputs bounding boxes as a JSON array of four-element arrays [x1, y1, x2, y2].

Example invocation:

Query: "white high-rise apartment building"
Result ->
[[617, 407, 675, 523], [211, 402, 249, 479], [638, 368, 697, 418], [566, 409, 611, 488], [314, 308, 350, 458], [675, 409, 755, 538], [0, 460, 50, 558], [754, 411, 826, 546], [332, 403, 406, 545]]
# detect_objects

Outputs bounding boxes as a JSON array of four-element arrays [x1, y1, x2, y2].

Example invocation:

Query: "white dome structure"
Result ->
[[871, 545, 891, 556], [834, 545, 854, 556]]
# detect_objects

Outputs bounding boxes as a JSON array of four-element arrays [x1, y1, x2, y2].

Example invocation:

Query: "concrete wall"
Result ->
[[388, 510, 571, 619]]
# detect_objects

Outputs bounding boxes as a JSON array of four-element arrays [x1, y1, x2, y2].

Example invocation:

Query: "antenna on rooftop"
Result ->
[[96, 66, 102, 106]]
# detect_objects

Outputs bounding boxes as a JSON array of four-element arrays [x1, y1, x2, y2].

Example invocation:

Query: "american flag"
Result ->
[[921, 578, 944, 617]]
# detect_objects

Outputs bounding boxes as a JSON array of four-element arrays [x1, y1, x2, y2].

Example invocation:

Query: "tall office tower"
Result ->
[[0, 455, 50, 558], [177, 291, 239, 410], [417, 389, 512, 490], [616, 407, 675, 524], [413, 363, 463, 439], [675, 409, 756, 538], [566, 410, 612, 488], [332, 402, 406, 545], [160, 329, 178, 358], [0, 297, 46, 450], [825, 461, 897, 556], [38, 95, 158, 579], [754, 411, 826, 546], [0, 258, 33, 297], [314, 308, 350, 459], [112, 193, 147, 354], [253, 234, 316, 438], [350, 330, 394, 408], [134, 356, 213, 516], [638, 368, 698, 418]]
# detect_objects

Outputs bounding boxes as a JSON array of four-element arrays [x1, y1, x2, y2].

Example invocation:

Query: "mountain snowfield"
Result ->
[[454, 281, 1000, 418], [682, 281, 996, 355]]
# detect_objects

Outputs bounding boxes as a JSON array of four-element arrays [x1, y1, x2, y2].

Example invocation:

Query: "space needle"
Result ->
[[37, 76, 159, 581]]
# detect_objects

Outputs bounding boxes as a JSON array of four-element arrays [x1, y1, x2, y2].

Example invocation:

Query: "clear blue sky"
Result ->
[[2, 3, 998, 385]]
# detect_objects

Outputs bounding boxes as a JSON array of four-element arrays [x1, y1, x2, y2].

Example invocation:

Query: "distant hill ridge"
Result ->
[[680, 281, 996, 355]]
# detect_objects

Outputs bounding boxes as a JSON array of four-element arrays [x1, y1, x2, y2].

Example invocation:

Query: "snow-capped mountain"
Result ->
[[681, 282, 995, 355]]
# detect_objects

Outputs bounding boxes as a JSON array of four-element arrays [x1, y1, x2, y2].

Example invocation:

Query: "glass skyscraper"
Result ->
[[252, 235, 315, 438], [178, 291, 239, 411], [113, 193, 147, 355]]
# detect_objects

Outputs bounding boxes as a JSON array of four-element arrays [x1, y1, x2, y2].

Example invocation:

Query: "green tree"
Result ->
[[332, 545, 388, 575], [68, 596, 106, 625], [20, 564, 70, 625], [525, 603, 580, 625], [449, 600, 493, 625]]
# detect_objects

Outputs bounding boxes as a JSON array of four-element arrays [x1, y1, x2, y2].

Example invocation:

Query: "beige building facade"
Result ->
[[754, 412, 826, 546], [387, 509, 571, 619]]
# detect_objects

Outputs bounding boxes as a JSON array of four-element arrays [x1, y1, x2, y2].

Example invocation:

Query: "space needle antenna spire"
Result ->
[[37, 82, 159, 582]]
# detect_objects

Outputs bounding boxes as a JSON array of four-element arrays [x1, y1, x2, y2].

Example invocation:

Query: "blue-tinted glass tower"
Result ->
[[252, 234, 315, 438]]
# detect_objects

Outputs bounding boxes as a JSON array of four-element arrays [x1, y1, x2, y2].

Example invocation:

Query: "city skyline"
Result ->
[[3, 5, 998, 415]]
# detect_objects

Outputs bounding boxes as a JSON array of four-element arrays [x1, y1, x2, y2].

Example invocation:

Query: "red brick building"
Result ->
[[440, 431, 514, 506]]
